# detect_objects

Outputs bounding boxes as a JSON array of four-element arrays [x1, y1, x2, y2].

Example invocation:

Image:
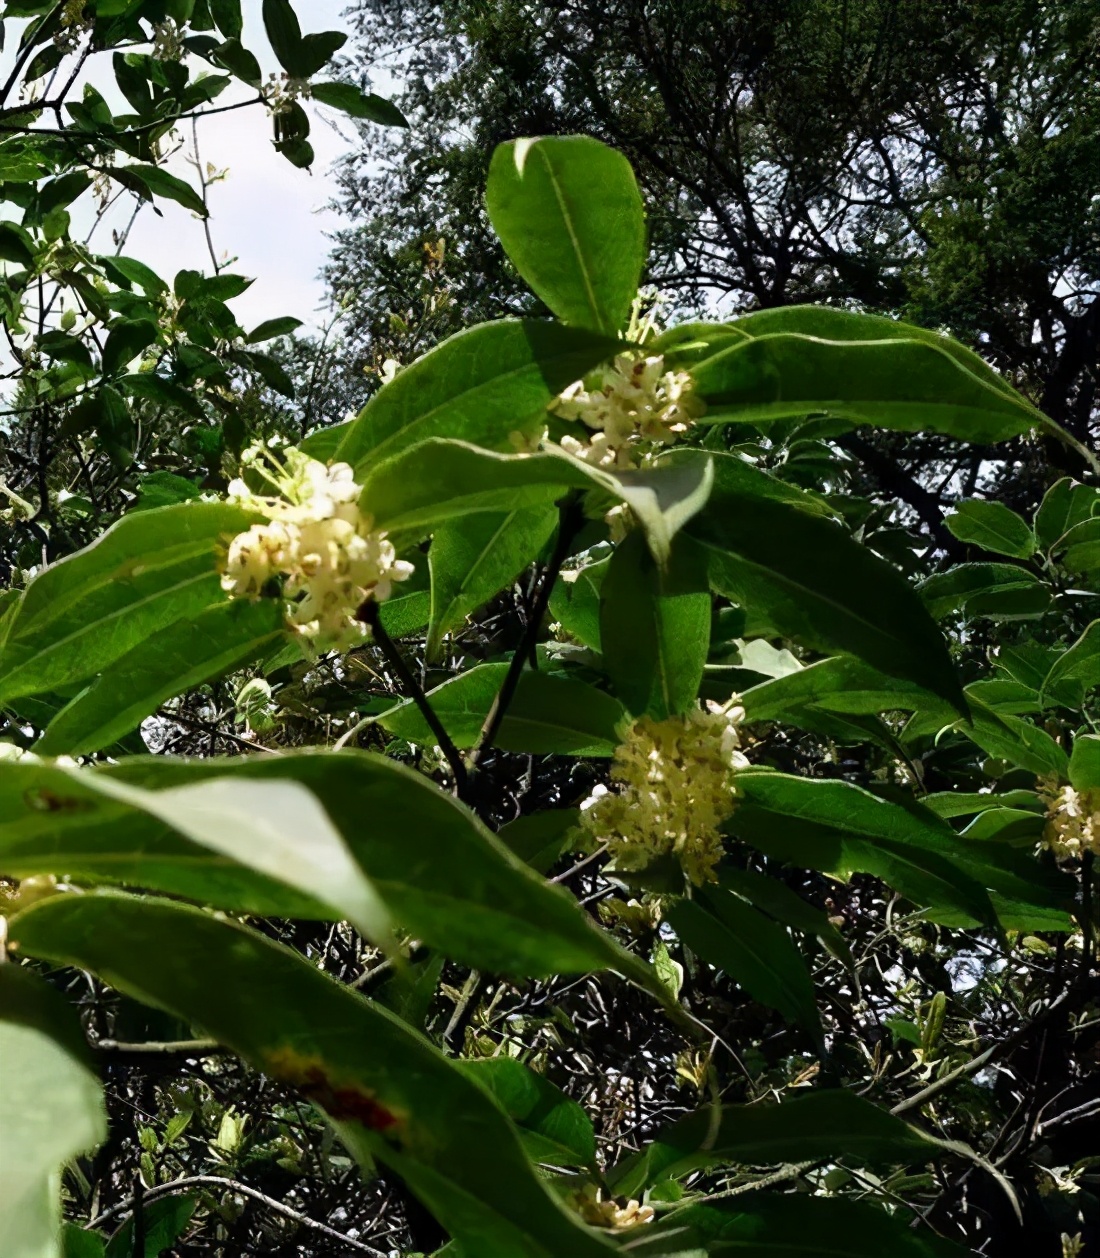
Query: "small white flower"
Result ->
[[1039, 780, 1100, 861], [151, 18, 185, 62], [579, 700, 749, 886]]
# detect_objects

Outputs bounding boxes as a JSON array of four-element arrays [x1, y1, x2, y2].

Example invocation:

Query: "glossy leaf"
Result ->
[[0, 502, 251, 708], [905, 690, 1069, 778], [0, 966, 106, 1258], [549, 555, 608, 650], [742, 656, 933, 723], [103, 1197, 197, 1258], [666, 893, 822, 1040], [920, 562, 1051, 622], [733, 772, 997, 925], [8, 896, 615, 1258], [718, 867, 852, 968], [486, 136, 645, 336], [685, 454, 965, 711], [427, 506, 558, 660], [600, 531, 710, 718], [653, 1193, 967, 1257], [377, 663, 626, 757], [34, 597, 285, 757], [610, 1089, 943, 1195], [360, 438, 714, 567], [457, 1058, 596, 1168], [1041, 620, 1100, 703], [335, 320, 622, 471], [1070, 734, 1100, 791], [311, 81, 407, 127], [945, 500, 1036, 558], [692, 308, 1040, 444], [1034, 477, 1100, 550]]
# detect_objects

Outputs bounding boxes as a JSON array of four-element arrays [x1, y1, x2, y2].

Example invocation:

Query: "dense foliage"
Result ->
[[0, 6, 1098, 1258]]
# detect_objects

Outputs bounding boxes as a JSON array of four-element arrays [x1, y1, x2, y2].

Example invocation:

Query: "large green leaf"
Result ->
[[0, 502, 250, 708], [335, 320, 622, 472], [377, 663, 626, 757], [427, 506, 558, 660], [456, 1058, 596, 1169], [549, 555, 609, 651], [609, 1089, 943, 1196], [361, 438, 714, 567], [717, 867, 852, 967], [0, 966, 107, 1258], [34, 598, 285, 757], [1041, 620, 1100, 704], [691, 307, 1040, 444], [945, 500, 1036, 558], [741, 656, 933, 723], [1035, 478, 1100, 551], [904, 690, 1069, 778], [666, 891, 822, 1040], [0, 759, 328, 919], [600, 531, 710, 718], [652, 1193, 967, 1257], [4, 752, 651, 983], [8, 896, 615, 1258], [1070, 734, 1100, 790], [732, 772, 997, 925], [684, 453, 965, 711], [920, 563, 1051, 622], [486, 137, 645, 336]]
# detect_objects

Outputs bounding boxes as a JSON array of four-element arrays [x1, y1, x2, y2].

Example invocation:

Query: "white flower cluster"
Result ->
[[265, 71, 312, 116], [1040, 782, 1100, 862], [55, 0, 92, 53], [553, 352, 703, 470], [572, 1184, 654, 1232], [151, 18, 185, 62], [221, 446, 413, 653], [580, 701, 749, 886]]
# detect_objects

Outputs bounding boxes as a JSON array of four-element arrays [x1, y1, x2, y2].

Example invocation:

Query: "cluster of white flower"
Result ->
[[265, 71, 312, 116], [580, 701, 750, 886], [572, 1184, 654, 1232], [55, 0, 92, 53], [553, 352, 704, 470], [1040, 781, 1100, 862], [221, 445, 413, 653], [151, 18, 185, 62]]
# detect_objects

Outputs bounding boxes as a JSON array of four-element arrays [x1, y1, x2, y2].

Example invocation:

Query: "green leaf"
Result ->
[[0, 966, 107, 1258], [609, 1089, 943, 1195], [905, 690, 1069, 778], [311, 81, 408, 126], [296, 31, 348, 77], [497, 810, 579, 874], [741, 656, 933, 723], [600, 531, 710, 718], [377, 663, 627, 757], [101, 318, 158, 376], [360, 438, 713, 567], [0, 220, 36, 267], [655, 1193, 968, 1257], [7, 752, 651, 983], [427, 506, 558, 660], [116, 165, 208, 218], [692, 308, 1040, 444], [61, 1225, 105, 1258], [686, 453, 965, 712], [665, 892, 822, 1040], [103, 1196, 197, 1258], [0, 760, 332, 920], [1041, 620, 1100, 705], [246, 315, 302, 343], [33, 597, 285, 757], [945, 500, 1036, 558], [549, 556, 608, 651], [733, 772, 997, 926], [1034, 478, 1100, 551], [132, 471, 202, 511], [920, 562, 1051, 622], [0, 501, 251, 708], [9, 895, 616, 1258], [209, 0, 243, 39], [1070, 734, 1100, 791], [456, 1058, 596, 1168], [486, 136, 646, 336], [717, 867, 852, 968], [261, 0, 303, 74], [335, 319, 622, 471]]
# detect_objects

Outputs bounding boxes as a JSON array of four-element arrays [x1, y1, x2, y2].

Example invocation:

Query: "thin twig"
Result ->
[[357, 599, 468, 793]]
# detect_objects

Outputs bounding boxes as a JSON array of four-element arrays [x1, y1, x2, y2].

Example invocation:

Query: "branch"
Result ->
[[465, 492, 585, 778], [357, 599, 468, 794]]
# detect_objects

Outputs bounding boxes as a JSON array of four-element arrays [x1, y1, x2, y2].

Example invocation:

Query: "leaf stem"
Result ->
[[358, 600, 468, 795]]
